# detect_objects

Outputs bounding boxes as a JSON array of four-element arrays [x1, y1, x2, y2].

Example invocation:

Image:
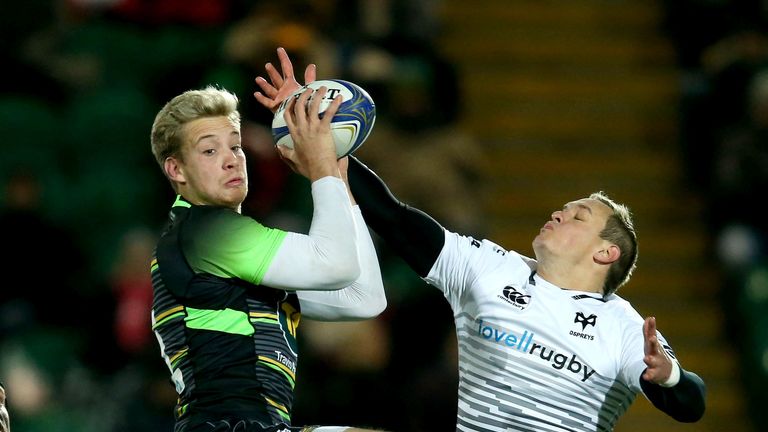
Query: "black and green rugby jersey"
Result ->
[[151, 195, 300, 427]]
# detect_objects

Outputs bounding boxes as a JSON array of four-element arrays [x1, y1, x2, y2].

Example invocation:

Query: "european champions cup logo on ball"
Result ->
[[272, 79, 377, 158]]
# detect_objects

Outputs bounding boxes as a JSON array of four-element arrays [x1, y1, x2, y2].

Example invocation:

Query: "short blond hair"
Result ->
[[150, 86, 240, 170]]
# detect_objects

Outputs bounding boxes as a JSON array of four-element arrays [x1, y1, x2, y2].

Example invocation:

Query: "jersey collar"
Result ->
[[172, 195, 192, 208]]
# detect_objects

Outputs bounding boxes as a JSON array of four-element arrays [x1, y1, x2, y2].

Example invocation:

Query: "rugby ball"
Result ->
[[271, 79, 376, 158]]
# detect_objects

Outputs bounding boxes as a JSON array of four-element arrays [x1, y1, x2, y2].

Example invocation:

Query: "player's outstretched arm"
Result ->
[[639, 317, 706, 422], [347, 156, 444, 278]]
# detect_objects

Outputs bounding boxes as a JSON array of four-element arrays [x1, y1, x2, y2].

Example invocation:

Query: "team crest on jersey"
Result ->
[[498, 285, 532, 310], [569, 311, 597, 341], [575, 312, 597, 329]]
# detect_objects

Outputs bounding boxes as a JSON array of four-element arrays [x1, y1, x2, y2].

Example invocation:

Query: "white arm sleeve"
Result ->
[[261, 176, 361, 290], [298, 206, 387, 321]]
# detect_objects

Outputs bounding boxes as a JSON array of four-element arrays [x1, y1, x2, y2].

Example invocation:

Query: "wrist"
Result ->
[[660, 361, 681, 387], [308, 161, 341, 182]]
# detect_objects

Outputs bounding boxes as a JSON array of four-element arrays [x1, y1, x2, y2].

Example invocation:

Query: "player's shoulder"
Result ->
[[450, 232, 531, 261], [601, 293, 645, 324], [443, 231, 536, 279], [188, 203, 238, 218], [181, 205, 270, 248], [185, 205, 250, 228]]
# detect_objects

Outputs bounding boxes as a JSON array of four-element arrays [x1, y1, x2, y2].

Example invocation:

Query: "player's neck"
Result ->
[[536, 262, 603, 294]]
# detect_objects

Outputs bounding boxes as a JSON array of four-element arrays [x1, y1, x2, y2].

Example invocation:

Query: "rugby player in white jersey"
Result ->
[[345, 161, 707, 431]]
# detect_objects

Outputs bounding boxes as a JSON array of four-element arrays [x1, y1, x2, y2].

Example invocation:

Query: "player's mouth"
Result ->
[[226, 177, 244, 187]]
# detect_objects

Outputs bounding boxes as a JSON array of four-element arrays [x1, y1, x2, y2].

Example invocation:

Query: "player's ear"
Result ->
[[164, 156, 186, 184], [594, 244, 620, 265]]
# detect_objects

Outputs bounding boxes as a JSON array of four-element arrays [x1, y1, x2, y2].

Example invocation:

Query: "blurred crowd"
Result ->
[[661, 0, 768, 428], [0, 1, 485, 431]]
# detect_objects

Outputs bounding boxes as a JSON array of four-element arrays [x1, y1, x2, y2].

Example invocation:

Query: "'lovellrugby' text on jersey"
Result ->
[[151, 196, 299, 428], [425, 231, 676, 432]]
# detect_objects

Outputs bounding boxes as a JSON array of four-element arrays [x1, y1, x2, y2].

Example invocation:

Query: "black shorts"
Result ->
[[178, 419, 315, 432]]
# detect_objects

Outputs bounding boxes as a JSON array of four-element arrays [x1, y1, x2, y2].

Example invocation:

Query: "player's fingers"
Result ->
[[642, 368, 656, 382], [648, 334, 660, 356], [265, 62, 284, 88], [320, 95, 343, 125], [308, 86, 328, 121], [283, 96, 298, 132], [254, 76, 278, 98], [642, 317, 655, 355], [304, 64, 317, 85], [276, 146, 298, 170], [647, 316, 657, 336], [253, 92, 277, 111], [277, 47, 295, 81], [293, 87, 314, 125], [643, 317, 650, 339]]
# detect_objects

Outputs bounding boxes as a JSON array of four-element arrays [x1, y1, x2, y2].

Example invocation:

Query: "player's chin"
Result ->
[[220, 189, 247, 208]]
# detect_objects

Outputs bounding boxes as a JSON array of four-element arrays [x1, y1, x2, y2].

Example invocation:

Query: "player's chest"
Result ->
[[464, 278, 618, 379]]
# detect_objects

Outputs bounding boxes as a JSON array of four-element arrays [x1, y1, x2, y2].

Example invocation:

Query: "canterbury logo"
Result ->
[[500, 286, 532, 310], [574, 312, 597, 330]]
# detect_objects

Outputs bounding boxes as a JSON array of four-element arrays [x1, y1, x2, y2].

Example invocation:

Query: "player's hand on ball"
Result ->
[[272, 79, 376, 158], [278, 86, 343, 181], [254, 47, 317, 113]]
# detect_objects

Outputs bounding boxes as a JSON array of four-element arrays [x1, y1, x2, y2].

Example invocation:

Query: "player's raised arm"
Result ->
[[297, 157, 387, 321], [260, 84, 362, 291]]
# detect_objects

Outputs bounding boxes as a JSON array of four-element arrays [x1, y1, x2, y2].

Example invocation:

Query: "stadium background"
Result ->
[[0, 1, 766, 431]]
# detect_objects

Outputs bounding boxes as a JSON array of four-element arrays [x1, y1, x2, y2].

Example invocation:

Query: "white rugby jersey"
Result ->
[[425, 231, 675, 432]]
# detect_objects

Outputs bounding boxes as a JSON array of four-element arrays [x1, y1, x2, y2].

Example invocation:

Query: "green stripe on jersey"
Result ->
[[185, 307, 254, 336]]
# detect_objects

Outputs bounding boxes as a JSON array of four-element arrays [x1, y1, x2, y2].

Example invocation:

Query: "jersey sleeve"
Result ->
[[183, 208, 287, 285], [259, 177, 362, 291], [296, 206, 387, 320]]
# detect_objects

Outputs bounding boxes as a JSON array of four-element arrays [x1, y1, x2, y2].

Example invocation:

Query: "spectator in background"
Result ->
[[661, 1, 768, 196], [353, 46, 486, 235], [110, 227, 157, 357], [661, 4, 768, 429], [712, 68, 768, 268], [0, 170, 93, 432], [0, 0, 68, 103], [0, 170, 84, 335]]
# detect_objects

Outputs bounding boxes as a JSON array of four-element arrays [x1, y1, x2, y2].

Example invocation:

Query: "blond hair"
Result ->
[[150, 86, 240, 172]]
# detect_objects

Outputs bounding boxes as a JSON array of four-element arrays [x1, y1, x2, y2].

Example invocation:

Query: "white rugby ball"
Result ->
[[271, 79, 376, 158]]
